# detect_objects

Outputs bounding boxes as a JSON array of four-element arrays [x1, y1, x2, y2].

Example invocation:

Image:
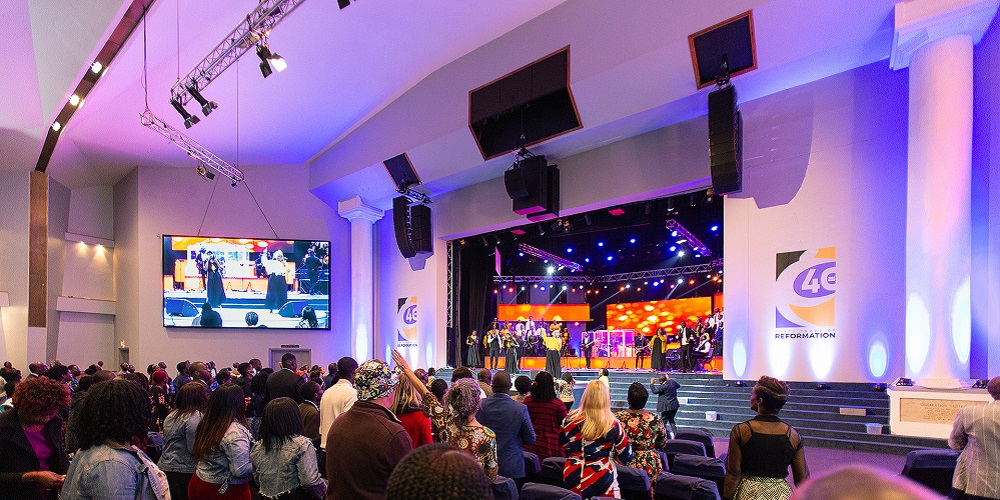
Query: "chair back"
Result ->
[[617, 465, 652, 500], [653, 472, 721, 500], [670, 454, 726, 493], [540, 456, 568, 487], [901, 449, 960, 495], [520, 482, 582, 500], [492, 475, 519, 500], [524, 450, 542, 483], [674, 429, 715, 457]]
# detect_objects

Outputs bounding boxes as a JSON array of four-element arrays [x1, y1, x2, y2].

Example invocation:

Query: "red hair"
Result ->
[[12, 377, 70, 419]]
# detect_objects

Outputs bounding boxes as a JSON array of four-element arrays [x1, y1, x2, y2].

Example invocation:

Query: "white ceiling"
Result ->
[[2, 0, 905, 208]]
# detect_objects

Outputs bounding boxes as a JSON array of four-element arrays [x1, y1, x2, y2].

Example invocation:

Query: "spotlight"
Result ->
[[597, 241, 604, 247], [170, 98, 200, 128], [678, 251, 685, 257], [196, 164, 216, 181], [669, 245, 677, 252], [690, 193, 697, 207], [518, 252, 524, 257], [711, 225, 719, 232], [584, 258, 590, 263], [562, 285, 567, 290], [666, 198, 675, 212], [256, 44, 286, 78], [91, 61, 103, 74], [629, 238, 636, 244], [51, 121, 62, 132], [677, 278, 684, 284], [231, 180, 238, 188], [671, 230, 678, 237], [186, 83, 218, 116], [566, 247, 573, 253], [705, 188, 715, 203], [69, 94, 81, 106], [547, 266, 555, 274], [606, 255, 613, 261]]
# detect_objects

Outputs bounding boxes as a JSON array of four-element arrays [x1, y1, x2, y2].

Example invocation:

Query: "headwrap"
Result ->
[[355, 359, 399, 401]]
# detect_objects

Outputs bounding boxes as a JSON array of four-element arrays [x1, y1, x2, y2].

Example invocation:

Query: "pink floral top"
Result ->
[[422, 392, 498, 481], [615, 409, 667, 479]]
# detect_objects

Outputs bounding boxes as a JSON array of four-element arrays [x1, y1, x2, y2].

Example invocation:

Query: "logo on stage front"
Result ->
[[396, 296, 418, 347], [775, 248, 836, 338]]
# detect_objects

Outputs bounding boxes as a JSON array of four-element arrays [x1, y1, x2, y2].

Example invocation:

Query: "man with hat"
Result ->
[[325, 359, 413, 499]]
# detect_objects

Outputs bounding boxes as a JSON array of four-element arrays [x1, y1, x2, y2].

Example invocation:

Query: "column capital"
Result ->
[[337, 195, 384, 223], [891, 0, 999, 70]]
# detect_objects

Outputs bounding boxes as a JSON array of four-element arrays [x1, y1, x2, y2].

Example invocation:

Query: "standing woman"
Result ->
[[205, 252, 227, 308], [523, 371, 567, 461], [543, 330, 563, 379], [650, 328, 666, 372], [562, 380, 633, 498], [150, 370, 172, 433], [558, 373, 576, 412], [264, 250, 288, 313], [61, 379, 169, 500], [504, 329, 520, 374], [392, 376, 433, 448], [723, 376, 809, 500], [250, 398, 326, 500], [159, 383, 209, 500], [465, 331, 481, 368], [615, 383, 666, 480], [189, 385, 254, 500], [0, 377, 70, 500]]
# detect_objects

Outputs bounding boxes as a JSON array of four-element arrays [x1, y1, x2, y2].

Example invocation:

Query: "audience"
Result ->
[[321, 363, 338, 389], [159, 383, 209, 500], [248, 368, 273, 438], [392, 375, 433, 447], [319, 356, 358, 451], [791, 465, 939, 500], [558, 372, 576, 411], [394, 350, 497, 481], [61, 379, 166, 499], [266, 353, 304, 404], [190, 385, 253, 500], [251, 398, 327, 500], [949, 376, 1000, 500], [298, 382, 323, 448], [0, 376, 70, 499], [385, 443, 493, 500], [477, 369, 494, 397], [429, 378, 447, 401], [523, 370, 567, 460], [562, 379, 633, 498], [326, 359, 412, 499], [477, 370, 535, 486], [615, 381, 666, 480], [723, 375, 809, 500], [512, 375, 531, 403], [188, 362, 215, 396], [173, 361, 193, 392], [235, 363, 255, 397], [150, 370, 172, 432]]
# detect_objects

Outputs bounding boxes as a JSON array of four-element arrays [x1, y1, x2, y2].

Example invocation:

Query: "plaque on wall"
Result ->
[[899, 398, 985, 425]]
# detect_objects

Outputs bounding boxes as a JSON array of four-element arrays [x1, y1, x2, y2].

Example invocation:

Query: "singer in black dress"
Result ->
[[264, 250, 288, 312], [205, 253, 227, 308]]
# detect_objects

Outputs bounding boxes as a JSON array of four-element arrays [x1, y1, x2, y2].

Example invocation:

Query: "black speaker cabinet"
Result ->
[[708, 85, 742, 194], [392, 196, 416, 259]]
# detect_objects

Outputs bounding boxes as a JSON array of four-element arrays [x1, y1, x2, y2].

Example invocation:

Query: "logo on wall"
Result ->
[[396, 297, 418, 348], [775, 248, 836, 339]]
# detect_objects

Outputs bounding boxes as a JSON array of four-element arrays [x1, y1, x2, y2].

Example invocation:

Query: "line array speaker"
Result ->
[[506, 155, 560, 218], [708, 84, 742, 194], [393, 196, 433, 259]]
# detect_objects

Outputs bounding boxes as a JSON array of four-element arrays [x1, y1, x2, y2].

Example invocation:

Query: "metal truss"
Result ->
[[170, 0, 308, 105], [665, 219, 711, 257], [447, 241, 455, 329], [518, 243, 583, 272], [493, 259, 722, 285], [140, 109, 245, 183]]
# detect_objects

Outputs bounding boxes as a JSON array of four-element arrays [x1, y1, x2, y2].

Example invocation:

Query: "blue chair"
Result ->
[[524, 451, 542, 484], [164, 298, 199, 317], [541, 456, 567, 487], [670, 454, 726, 493], [653, 472, 721, 500], [520, 483, 581, 500], [617, 465, 651, 500], [661, 439, 707, 469], [493, 475, 519, 500], [901, 449, 960, 495], [278, 300, 310, 317], [674, 429, 715, 457]]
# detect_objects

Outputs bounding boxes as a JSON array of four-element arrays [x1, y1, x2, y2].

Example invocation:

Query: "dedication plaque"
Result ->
[[899, 398, 985, 425]]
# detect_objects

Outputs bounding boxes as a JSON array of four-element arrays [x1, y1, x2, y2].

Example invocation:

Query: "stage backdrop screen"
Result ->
[[606, 297, 714, 337], [162, 236, 331, 329]]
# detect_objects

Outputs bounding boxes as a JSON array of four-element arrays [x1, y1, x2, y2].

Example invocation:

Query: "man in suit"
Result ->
[[679, 321, 694, 373], [651, 374, 681, 438], [266, 352, 304, 404], [486, 325, 502, 370], [581, 332, 594, 369], [299, 381, 323, 447], [950, 376, 1000, 500], [477, 371, 535, 488]]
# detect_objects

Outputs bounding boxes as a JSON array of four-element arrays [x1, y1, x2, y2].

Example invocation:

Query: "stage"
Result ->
[[473, 355, 722, 372]]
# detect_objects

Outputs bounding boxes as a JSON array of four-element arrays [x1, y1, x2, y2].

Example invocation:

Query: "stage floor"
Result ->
[[476, 355, 722, 372]]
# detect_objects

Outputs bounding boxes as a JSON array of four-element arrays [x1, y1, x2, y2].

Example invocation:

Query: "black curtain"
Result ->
[[459, 243, 496, 366]]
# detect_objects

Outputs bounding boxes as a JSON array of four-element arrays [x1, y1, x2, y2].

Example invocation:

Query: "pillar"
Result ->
[[338, 196, 384, 363], [891, 0, 999, 385]]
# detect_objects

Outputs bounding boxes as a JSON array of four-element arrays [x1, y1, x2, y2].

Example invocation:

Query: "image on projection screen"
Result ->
[[162, 236, 331, 329]]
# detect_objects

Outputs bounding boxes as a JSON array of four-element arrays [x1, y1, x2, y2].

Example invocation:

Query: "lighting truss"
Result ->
[[494, 275, 593, 285], [493, 259, 723, 285], [140, 109, 245, 184], [169, 0, 308, 106], [665, 219, 711, 256], [518, 243, 583, 272]]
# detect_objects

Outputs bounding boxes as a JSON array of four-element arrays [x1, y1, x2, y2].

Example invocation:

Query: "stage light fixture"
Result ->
[[562, 285, 568, 290], [51, 122, 62, 132], [606, 255, 613, 261], [666, 198, 675, 212], [69, 94, 81, 106], [678, 251, 685, 257], [584, 257, 590, 263], [690, 194, 697, 207], [518, 252, 524, 257], [671, 230, 678, 237], [196, 164, 216, 181], [170, 98, 200, 128], [547, 266, 555, 274], [695, 253, 702, 258], [872, 383, 887, 392], [814, 383, 829, 390], [186, 84, 218, 116], [598, 241, 604, 247], [677, 278, 684, 283], [705, 188, 715, 203], [256, 44, 287, 78], [539, 286, 546, 291], [669, 245, 677, 252], [566, 247, 573, 253], [629, 238, 636, 244], [91, 61, 103, 74]]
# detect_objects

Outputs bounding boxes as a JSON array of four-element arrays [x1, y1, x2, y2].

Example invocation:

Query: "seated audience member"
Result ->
[[949, 376, 1000, 500], [326, 359, 413, 499], [523, 370, 568, 460], [392, 376, 433, 447], [0, 377, 70, 499], [319, 357, 358, 451], [512, 375, 532, 403], [199, 302, 223, 327], [413, 368, 428, 386], [615, 382, 667, 480], [394, 350, 497, 481], [477, 370, 536, 485], [215, 369, 234, 387], [792, 465, 940, 500], [724, 376, 809, 500], [477, 369, 494, 398], [190, 385, 253, 500], [158, 383, 208, 500], [385, 443, 492, 500], [298, 382, 323, 447], [61, 379, 167, 500], [562, 379, 633, 499], [251, 398, 327, 500]]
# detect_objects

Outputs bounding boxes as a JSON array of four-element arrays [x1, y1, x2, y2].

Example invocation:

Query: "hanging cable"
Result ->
[[141, 6, 150, 109], [243, 180, 279, 239], [196, 173, 220, 236]]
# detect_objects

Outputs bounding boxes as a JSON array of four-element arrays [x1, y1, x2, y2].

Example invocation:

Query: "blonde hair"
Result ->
[[392, 376, 422, 414], [576, 380, 616, 441]]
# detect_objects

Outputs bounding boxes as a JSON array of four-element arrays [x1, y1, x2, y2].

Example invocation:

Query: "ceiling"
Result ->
[[3, 0, 901, 209]]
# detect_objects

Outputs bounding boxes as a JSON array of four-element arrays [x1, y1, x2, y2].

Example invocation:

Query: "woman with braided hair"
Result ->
[[723, 376, 809, 500]]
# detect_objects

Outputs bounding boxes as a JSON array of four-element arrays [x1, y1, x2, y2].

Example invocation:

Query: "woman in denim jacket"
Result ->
[[158, 382, 208, 500], [250, 398, 327, 499], [61, 379, 170, 500], [189, 385, 253, 500]]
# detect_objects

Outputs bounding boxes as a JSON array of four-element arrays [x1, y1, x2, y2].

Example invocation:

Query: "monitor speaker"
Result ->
[[708, 84, 742, 194]]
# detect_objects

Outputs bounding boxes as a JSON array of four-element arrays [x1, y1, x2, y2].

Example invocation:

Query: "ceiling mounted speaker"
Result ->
[[689, 11, 757, 89]]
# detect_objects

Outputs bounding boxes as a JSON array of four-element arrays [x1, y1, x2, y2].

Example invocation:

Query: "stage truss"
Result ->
[[493, 259, 723, 286]]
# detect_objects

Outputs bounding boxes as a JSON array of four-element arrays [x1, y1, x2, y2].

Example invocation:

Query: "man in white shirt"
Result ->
[[950, 377, 1000, 500], [319, 356, 358, 450]]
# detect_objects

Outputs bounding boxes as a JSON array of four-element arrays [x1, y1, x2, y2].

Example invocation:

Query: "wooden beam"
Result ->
[[28, 171, 48, 327]]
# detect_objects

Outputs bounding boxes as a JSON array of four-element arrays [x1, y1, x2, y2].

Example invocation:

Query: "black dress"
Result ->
[[265, 271, 288, 312], [651, 334, 665, 371], [205, 261, 226, 307]]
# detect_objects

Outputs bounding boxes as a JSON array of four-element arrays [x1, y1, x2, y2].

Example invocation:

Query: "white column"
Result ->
[[891, 0, 999, 386], [338, 196, 383, 363]]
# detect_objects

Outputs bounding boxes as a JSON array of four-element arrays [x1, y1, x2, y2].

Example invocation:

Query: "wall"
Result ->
[[46, 177, 70, 361], [0, 171, 30, 368], [113, 164, 353, 371]]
